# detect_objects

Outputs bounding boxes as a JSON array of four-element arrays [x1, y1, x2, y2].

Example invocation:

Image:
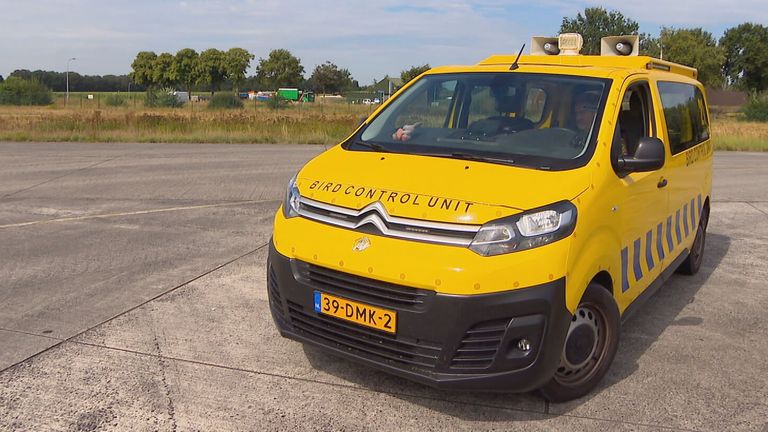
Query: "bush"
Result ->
[[743, 93, 768, 122], [105, 94, 126, 107], [144, 87, 184, 108], [208, 93, 244, 109], [0, 77, 53, 105], [265, 94, 288, 110]]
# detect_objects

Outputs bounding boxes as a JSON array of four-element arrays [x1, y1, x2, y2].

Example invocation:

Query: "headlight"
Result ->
[[469, 201, 577, 256], [283, 174, 301, 218]]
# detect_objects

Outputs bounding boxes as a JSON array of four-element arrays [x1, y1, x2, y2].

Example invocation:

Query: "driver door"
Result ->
[[611, 78, 669, 307]]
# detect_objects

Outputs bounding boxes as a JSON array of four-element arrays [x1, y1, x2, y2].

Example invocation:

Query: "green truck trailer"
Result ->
[[277, 88, 315, 102]]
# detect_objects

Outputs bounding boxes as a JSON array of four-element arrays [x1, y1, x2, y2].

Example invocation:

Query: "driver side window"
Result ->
[[613, 83, 654, 157]]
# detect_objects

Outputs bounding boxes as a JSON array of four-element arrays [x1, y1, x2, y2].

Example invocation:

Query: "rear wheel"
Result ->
[[677, 205, 709, 275], [538, 283, 620, 402]]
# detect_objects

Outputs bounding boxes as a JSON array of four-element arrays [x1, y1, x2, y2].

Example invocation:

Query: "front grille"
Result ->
[[267, 264, 286, 321], [297, 198, 479, 246], [294, 262, 431, 311], [450, 318, 510, 369], [287, 302, 441, 370]]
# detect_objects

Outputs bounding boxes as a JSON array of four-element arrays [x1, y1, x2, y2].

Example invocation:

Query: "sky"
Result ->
[[0, 0, 765, 85]]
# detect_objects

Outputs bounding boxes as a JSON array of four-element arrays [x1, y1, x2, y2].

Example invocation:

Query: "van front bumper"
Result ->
[[267, 242, 572, 393]]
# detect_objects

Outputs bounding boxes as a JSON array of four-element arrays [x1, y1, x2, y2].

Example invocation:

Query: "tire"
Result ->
[[677, 204, 709, 275], [538, 283, 620, 402]]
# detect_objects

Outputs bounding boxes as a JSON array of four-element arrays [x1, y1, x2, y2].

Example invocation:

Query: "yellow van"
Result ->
[[267, 34, 713, 401]]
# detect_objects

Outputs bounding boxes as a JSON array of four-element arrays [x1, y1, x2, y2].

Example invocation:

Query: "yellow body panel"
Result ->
[[273, 54, 713, 316], [297, 146, 591, 225], [273, 211, 569, 295]]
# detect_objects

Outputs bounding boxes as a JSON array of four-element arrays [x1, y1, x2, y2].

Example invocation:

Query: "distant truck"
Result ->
[[172, 91, 189, 103], [277, 88, 315, 102]]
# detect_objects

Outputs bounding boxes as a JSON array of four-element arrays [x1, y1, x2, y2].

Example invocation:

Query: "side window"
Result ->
[[466, 83, 524, 124], [393, 79, 457, 128], [467, 85, 496, 124], [613, 83, 653, 157], [657, 82, 710, 155], [523, 87, 547, 123]]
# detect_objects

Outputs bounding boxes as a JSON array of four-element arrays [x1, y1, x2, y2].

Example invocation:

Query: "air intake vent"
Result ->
[[287, 302, 442, 370], [294, 261, 432, 311], [450, 318, 511, 369], [267, 264, 286, 321]]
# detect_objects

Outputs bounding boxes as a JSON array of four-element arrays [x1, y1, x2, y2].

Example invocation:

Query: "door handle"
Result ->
[[657, 178, 668, 188]]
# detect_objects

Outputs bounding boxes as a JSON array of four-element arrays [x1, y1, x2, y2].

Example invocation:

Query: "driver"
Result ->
[[571, 90, 600, 146]]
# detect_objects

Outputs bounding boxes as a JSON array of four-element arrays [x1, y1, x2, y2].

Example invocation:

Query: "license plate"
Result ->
[[313, 291, 397, 334]]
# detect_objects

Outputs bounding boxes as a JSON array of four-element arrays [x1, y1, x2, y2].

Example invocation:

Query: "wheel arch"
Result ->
[[590, 271, 614, 296]]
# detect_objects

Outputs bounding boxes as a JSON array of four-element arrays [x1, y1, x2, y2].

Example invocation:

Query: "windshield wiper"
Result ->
[[352, 141, 390, 152], [449, 152, 516, 166]]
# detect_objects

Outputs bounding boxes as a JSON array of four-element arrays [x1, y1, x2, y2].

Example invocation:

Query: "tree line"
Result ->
[[560, 8, 768, 91], [129, 47, 361, 96], [4, 70, 141, 92]]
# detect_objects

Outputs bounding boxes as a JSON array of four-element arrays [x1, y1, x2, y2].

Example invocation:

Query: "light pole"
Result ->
[[66, 57, 76, 107]]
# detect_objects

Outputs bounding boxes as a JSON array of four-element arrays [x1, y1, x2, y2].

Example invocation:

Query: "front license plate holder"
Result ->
[[313, 291, 397, 334]]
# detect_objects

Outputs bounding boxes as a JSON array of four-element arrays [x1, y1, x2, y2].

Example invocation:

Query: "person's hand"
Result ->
[[392, 122, 422, 141]]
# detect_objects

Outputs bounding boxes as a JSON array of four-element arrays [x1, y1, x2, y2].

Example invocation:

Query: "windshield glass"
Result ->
[[352, 72, 609, 170]]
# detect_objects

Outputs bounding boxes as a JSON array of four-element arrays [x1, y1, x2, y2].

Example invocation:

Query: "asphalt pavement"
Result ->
[[0, 142, 766, 431]]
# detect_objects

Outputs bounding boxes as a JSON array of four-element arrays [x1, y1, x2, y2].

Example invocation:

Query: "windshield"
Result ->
[[350, 72, 610, 170]]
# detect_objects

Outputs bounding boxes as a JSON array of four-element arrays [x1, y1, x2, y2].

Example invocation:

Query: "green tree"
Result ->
[[308, 61, 355, 94], [255, 49, 305, 90], [153, 53, 176, 88], [130, 51, 158, 88], [400, 64, 430, 85], [640, 36, 662, 58], [0, 76, 53, 105], [195, 48, 226, 96], [224, 48, 255, 93], [654, 28, 725, 87], [172, 48, 199, 98], [0, 75, 4, 83], [560, 8, 640, 55], [720, 23, 768, 92]]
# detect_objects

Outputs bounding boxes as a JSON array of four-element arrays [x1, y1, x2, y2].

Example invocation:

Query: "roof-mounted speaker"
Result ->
[[531, 37, 560, 55], [601, 35, 640, 56]]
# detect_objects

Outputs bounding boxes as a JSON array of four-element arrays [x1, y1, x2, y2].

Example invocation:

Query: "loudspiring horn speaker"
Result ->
[[600, 35, 640, 56], [531, 36, 560, 55]]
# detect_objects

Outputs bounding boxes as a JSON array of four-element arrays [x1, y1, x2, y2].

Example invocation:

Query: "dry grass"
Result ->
[[0, 104, 766, 150], [711, 118, 768, 151], [0, 103, 375, 144]]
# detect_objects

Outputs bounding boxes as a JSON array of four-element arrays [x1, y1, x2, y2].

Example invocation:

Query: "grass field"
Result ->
[[0, 103, 765, 150], [710, 118, 768, 151], [0, 102, 375, 144]]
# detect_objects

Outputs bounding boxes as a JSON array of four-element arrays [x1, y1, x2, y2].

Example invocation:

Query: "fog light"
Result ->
[[517, 338, 532, 353]]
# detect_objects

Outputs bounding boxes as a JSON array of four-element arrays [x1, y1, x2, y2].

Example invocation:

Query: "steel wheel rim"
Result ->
[[555, 303, 609, 386]]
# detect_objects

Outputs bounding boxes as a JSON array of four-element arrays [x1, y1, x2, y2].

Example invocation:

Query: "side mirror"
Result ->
[[616, 137, 666, 173]]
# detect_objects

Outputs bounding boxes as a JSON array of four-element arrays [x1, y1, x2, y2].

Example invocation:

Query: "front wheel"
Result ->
[[538, 283, 620, 402], [677, 205, 709, 275]]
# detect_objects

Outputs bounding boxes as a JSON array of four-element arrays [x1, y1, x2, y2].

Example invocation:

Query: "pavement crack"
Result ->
[[65, 339, 700, 432], [0, 150, 142, 200], [0, 200, 275, 230], [152, 331, 178, 432], [747, 202, 768, 218], [0, 242, 268, 375]]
